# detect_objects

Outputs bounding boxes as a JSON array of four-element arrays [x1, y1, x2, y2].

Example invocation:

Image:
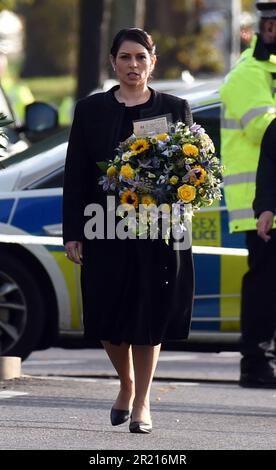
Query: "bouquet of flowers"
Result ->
[[97, 121, 223, 241]]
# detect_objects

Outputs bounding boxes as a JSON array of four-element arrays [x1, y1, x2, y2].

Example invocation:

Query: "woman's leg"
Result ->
[[131, 344, 161, 423], [101, 341, 135, 410]]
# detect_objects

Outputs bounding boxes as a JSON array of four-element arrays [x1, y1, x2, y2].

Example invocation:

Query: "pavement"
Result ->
[[20, 348, 240, 382], [0, 349, 276, 453]]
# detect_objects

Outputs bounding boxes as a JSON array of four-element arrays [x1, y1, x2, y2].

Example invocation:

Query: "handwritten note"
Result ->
[[133, 115, 170, 137]]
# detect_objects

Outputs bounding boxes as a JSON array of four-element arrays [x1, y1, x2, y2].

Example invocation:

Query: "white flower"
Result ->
[[200, 133, 215, 153], [122, 151, 133, 162]]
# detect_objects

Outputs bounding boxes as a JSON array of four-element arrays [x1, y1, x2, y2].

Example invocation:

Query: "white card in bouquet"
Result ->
[[133, 114, 172, 137]]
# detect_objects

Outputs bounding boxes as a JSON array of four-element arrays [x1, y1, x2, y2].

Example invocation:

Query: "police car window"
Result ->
[[192, 104, 220, 156], [27, 167, 64, 189]]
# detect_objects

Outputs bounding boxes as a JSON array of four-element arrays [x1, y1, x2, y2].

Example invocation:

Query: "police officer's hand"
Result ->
[[257, 211, 274, 242], [65, 241, 83, 264]]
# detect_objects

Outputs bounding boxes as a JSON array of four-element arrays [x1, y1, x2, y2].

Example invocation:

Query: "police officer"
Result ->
[[253, 102, 276, 243], [220, 1, 276, 388], [0, 52, 34, 123]]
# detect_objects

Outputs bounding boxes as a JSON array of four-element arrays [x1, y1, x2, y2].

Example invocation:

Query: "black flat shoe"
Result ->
[[129, 421, 152, 434], [110, 407, 131, 426]]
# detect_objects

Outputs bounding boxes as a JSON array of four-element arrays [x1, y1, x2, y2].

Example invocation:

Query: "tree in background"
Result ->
[[0, 0, 253, 103], [0, 0, 17, 11], [77, 0, 106, 99], [17, 0, 78, 77], [145, 0, 225, 78], [77, 0, 145, 98]]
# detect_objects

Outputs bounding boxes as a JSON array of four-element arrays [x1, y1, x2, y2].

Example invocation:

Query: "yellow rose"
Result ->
[[106, 165, 116, 177], [120, 164, 135, 180], [182, 143, 199, 157], [141, 195, 156, 206], [177, 184, 196, 203], [169, 175, 179, 185], [154, 133, 168, 141]]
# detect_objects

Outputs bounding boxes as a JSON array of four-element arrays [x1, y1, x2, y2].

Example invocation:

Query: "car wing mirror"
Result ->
[[24, 102, 59, 132]]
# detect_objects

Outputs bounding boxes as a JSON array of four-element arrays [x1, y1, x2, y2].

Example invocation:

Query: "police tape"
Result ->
[[0, 233, 249, 256], [0, 234, 63, 246], [192, 246, 248, 256]]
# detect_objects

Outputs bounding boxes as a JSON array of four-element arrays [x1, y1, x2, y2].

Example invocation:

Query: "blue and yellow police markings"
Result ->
[[220, 255, 246, 332], [192, 201, 221, 247], [12, 195, 62, 238], [220, 209, 247, 332], [50, 250, 83, 331], [192, 201, 221, 331], [192, 200, 246, 332], [8, 192, 83, 331], [0, 199, 14, 223]]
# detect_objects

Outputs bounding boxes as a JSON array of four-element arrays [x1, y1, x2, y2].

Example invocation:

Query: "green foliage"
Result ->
[[176, 25, 225, 75], [146, 0, 224, 78], [0, 0, 15, 10], [152, 25, 224, 78], [0, 0, 34, 11], [242, 0, 254, 12], [22, 75, 75, 106], [96, 161, 109, 173]]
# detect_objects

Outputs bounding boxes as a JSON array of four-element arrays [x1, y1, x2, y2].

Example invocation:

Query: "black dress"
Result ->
[[63, 86, 194, 345]]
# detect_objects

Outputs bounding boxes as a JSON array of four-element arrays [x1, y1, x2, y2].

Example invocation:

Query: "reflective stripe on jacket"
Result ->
[[220, 35, 276, 233]]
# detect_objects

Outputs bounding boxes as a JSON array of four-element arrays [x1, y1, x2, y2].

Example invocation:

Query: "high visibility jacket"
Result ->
[[220, 34, 276, 233], [2, 77, 34, 123]]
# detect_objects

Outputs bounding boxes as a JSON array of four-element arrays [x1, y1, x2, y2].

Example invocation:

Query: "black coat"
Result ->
[[253, 118, 276, 217], [63, 86, 194, 345]]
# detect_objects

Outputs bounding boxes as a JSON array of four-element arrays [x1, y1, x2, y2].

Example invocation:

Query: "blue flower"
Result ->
[[190, 123, 202, 132], [152, 185, 167, 203], [152, 156, 161, 168], [138, 159, 153, 168], [99, 176, 112, 191]]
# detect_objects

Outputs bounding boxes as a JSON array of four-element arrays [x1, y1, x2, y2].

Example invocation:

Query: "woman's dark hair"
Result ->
[[110, 28, 156, 57]]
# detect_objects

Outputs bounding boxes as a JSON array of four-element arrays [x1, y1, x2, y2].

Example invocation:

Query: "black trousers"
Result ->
[[241, 229, 276, 360]]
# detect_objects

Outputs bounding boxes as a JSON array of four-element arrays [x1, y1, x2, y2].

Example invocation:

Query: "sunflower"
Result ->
[[120, 190, 139, 208], [130, 139, 150, 155], [189, 165, 207, 186]]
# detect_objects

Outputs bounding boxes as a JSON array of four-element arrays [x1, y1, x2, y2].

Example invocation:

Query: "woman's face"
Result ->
[[111, 40, 156, 87]]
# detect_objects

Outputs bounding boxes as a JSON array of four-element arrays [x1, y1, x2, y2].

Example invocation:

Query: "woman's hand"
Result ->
[[256, 211, 274, 242], [65, 241, 83, 264]]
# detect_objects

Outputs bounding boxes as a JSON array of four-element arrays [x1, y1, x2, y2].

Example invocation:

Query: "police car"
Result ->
[[0, 80, 248, 359]]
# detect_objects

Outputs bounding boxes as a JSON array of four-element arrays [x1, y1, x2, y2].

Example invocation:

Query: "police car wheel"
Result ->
[[0, 251, 46, 361]]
